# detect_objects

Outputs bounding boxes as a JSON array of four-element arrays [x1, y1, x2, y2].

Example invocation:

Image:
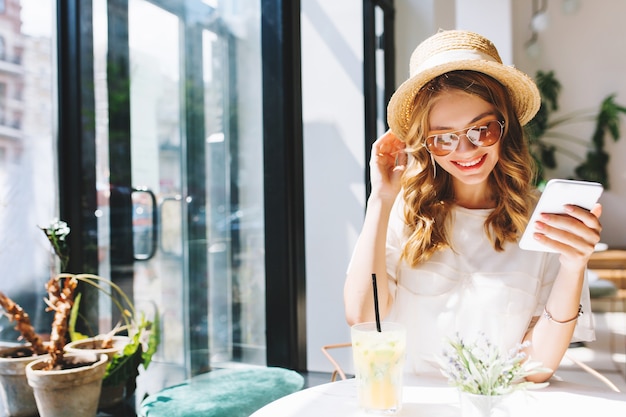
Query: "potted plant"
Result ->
[[23, 274, 109, 417], [63, 273, 159, 408], [0, 293, 49, 417], [1, 273, 109, 417], [0, 220, 159, 416], [1, 273, 159, 416], [526, 70, 626, 188], [438, 333, 550, 417], [39, 219, 160, 409]]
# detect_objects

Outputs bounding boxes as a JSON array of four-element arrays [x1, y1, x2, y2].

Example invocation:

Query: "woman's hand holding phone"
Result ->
[[519, 179, 603, 267]]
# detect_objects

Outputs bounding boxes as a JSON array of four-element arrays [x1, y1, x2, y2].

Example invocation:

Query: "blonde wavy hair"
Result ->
[[399, 71, 537, 267]]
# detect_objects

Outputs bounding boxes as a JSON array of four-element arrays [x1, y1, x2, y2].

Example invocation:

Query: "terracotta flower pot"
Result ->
[[0, 346, 47, 417], [64, 335, 130, 360], [25, 352, 108, 417], [64, 335, 131, 408]]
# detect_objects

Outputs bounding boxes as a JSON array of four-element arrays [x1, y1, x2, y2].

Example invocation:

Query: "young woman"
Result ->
[[344, 30, 602, 381]]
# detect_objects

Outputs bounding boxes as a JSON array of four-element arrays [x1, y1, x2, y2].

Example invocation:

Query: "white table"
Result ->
[[251, 375, 626, 416]]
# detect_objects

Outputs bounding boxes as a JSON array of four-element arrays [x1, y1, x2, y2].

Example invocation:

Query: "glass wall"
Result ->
[[0, 0, 57, 339], [91, 0, 266, 398], [0, 0, 267, 405]]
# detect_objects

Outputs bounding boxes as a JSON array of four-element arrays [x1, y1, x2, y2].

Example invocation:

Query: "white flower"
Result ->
[[438, 332, 551, 395], [40, 218, 71, 271]]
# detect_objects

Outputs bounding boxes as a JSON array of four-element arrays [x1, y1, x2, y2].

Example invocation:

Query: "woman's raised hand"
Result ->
[[370, 130, 407, 201], [533, 203, 603, 270]]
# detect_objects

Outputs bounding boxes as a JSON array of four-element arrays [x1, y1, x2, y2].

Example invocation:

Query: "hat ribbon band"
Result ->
[[411, 49, 501, 76]]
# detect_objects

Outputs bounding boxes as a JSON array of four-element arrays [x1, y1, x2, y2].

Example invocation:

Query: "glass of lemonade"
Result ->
[[351, 322, 406, 415]]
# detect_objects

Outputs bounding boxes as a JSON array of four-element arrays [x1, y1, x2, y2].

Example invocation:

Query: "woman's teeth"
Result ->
[[456, 156, 483, 167]]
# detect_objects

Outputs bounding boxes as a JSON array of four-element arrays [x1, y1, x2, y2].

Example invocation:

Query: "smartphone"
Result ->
[[518, 179, 604, 252]]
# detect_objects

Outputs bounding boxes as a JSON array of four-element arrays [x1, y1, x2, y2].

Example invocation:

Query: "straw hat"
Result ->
[[387, 30, 541, 140]]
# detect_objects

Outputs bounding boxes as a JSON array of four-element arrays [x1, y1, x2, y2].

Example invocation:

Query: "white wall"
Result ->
[[394, 0, 455, 86], [455, 0, 512, 64], [512, 0, 626, 247], [301, 0, 365, 373]]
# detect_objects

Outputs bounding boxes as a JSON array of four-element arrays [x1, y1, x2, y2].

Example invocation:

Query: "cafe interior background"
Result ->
[[0, 0, 624, 406]]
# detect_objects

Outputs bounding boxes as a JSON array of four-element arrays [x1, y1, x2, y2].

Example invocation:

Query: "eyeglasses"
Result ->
[[424, 120, 504, 156]]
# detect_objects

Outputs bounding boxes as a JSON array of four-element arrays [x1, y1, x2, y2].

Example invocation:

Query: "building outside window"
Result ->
[[0, 0, 56, 339]]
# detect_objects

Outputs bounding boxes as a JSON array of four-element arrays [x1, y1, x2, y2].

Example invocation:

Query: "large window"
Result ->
[[0, 0, 56, 340], [0, 0, 318, 409], [1, 0, 267, 406], [90, 0, 266, 398]]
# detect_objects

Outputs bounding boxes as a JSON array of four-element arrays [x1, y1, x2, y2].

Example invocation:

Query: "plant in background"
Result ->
[[0, 293, 48, 356], [439, 333, 551, 396], [0, 275, 79, 367], [0, 272, 159, 398], [2, 219, 160, 398], [39, 219, 71, 272], [65, 272, 159, 395], [525, 70, 626, 188], [43, 275, 79, 368]]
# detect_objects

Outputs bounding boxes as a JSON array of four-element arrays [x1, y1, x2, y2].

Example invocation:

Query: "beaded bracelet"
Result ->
[[542, 304, 582, 324]]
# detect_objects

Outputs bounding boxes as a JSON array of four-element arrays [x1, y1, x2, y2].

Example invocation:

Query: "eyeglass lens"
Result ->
[[425, 120, 504, 156]]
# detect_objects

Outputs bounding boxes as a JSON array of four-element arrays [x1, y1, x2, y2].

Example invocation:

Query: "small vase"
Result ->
[[459, 391, 511, 417]]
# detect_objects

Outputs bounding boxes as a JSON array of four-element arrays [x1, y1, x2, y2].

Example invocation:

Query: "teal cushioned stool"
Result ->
[[140, 367, 304, 417]]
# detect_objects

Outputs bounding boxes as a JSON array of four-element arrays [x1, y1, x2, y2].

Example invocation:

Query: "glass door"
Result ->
[[92, 0, 266, 401]]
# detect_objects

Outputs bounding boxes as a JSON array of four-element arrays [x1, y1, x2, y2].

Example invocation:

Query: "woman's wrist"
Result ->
[[558, 258, 589, 275], [367, 193, 397, 209]]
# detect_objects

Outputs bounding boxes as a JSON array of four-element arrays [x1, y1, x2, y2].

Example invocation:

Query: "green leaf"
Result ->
[[142, 312, 160, 369], [535, 70, 561, 111], [539, 145, 557, 169], [527, 70, 624, 188], [102, 341, 143, 393], [69, 293, 88, 341], [575, 150, 610, 187]]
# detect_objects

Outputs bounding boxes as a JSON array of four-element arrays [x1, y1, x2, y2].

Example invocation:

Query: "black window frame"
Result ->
[[363, 0, 395, 199], [261, 0, 307, 371]]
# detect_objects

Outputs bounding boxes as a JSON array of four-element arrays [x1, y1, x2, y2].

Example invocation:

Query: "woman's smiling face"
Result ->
[[428, 90, 501, 188]]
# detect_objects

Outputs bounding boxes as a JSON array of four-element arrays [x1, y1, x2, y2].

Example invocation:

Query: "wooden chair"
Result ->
[[563, 354, 621, 392], [320, 342, 352, 381]]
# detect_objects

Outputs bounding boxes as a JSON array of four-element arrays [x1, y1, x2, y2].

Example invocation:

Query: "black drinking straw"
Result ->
[[371, 273, 382, 332]]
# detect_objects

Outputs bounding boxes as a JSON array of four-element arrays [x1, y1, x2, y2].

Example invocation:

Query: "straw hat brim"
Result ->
[[387, 59, 541, 140]]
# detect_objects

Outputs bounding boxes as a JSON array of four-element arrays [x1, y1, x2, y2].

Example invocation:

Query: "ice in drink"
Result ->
[[351, 322, 406, 414]]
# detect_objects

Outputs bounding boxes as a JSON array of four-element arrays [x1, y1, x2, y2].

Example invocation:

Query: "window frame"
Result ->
[[363, 0, 395, 199], [261, 0, 307, 371]]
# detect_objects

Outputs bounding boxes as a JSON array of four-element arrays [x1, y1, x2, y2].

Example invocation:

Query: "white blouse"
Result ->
[[385, 201, 594, 374]]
